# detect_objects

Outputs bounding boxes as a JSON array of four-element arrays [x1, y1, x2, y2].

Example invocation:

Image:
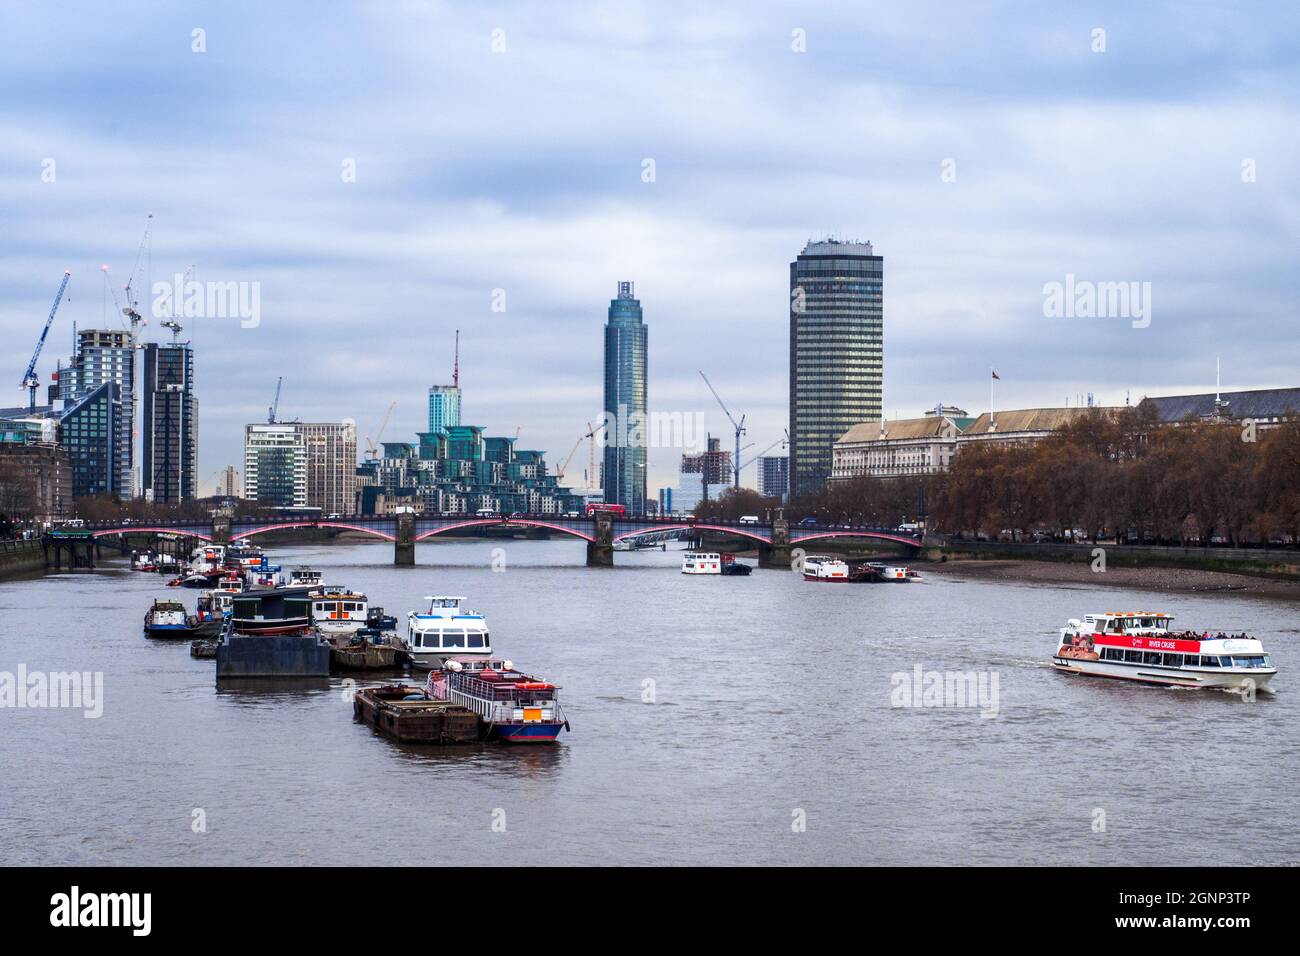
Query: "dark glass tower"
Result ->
[[141, 342, 198, 504], [789, 239, 883, 498], [602, 281, 647, 514]]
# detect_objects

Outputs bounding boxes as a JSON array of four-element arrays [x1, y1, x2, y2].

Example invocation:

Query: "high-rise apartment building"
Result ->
[[788, 239, 883, 498], [60, 382, 129, 498], [602, 281, 647, 514], [428, 385, 461, 435], [757, 455, 789, 500], [294, 421, 357, 514], [141, 342, 198, 504], [63, 329, 136, 496], [243, 424, 307, 508]]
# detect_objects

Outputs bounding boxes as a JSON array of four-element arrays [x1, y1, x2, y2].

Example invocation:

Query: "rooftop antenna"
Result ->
[[1213, 356, 1230, 419], [453, 329, 459, 388]]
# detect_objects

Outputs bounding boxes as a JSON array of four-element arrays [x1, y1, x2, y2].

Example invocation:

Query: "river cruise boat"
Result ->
[[682, 552, 722, 574], [803, 555, 850, 581], [405, 596, 491, 670], [1053, 611, 1277, 691], [428, 658, 570, 743], [226, 542, 266, 569], [215, 587, 330, 678], [311, 586, 369, 637]]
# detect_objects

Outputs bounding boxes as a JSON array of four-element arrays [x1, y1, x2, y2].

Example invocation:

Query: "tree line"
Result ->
[[784, 408, 1300, 546]]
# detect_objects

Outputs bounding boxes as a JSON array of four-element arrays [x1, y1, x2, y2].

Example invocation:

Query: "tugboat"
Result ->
[[215, 587, 331, 678], [144, 599, 198, 639], [1053, 611, 1277, 691], [719, 553, 752, 576], [428, 658, 570, 743], [802, 555, 849, 581], [866, 562, 912, 582], [405, 596, 491, 670]]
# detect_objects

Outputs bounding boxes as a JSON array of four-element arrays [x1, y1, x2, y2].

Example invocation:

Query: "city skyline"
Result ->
[[3, 3, 1298, 495]]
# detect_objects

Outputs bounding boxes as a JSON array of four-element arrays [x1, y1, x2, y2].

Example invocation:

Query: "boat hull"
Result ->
[[487, 722, 566, 743], [1052, 656, 1276, 690], [144, 623, 196, 640], [216, 632, 331, 678]]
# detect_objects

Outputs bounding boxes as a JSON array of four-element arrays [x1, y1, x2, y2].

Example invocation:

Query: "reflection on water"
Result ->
[[1, 537, 1296, 866]]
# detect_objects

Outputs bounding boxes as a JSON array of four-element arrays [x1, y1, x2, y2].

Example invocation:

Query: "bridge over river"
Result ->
[[79, 512, 924, 568]]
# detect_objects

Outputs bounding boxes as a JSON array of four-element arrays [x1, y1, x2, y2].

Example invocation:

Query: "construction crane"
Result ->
[[365, 401, 398, 460], [121, 212, 153, 333], [20, 271, 72, 413], [556, 421, 598, 483], [699, 370, 745, 490], [268, 377, 283, 424], [738, 434, 787, 472]]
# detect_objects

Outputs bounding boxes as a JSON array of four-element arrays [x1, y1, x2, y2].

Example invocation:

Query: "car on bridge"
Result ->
[[798, 516, 818, 527]]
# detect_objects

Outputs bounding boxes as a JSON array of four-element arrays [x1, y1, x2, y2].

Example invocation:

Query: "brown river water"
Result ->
[[1, 538, 1297, 865]]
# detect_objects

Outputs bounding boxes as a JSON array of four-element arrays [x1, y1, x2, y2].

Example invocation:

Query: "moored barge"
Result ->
[[215, 587, 331, 678], [353, 684, 480, 744]]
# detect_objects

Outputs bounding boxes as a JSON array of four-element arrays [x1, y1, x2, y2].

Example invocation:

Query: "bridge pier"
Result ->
[[586, 512, 614, 567], [758, 518, 792, 570], [211, 515, 231, 546], [395, 512, 415, 566]]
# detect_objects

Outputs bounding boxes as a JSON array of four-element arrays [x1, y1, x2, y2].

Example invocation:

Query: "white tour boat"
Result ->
[[803, 555, 849, 581], [405, 596, 492, 670], [681, 552, 722, 575], [311, 585, 370, 636], [288, 567, 325, 591], [870, 562, 911, 582], [1053, 611, 1277, 691]]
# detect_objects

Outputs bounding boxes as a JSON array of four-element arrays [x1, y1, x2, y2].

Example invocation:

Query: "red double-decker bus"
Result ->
[[586, 503, 626, 517]]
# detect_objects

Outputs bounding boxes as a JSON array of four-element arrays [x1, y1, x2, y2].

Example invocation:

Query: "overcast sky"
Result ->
[[3, 1, 1298, 493]]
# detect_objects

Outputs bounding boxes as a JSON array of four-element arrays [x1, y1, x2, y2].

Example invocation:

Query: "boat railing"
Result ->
[[451, 672, 556, 704]]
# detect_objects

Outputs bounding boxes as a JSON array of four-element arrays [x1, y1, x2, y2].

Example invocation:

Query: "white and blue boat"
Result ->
[[405, 596, 491, 670], [144, 599, 197, 639]]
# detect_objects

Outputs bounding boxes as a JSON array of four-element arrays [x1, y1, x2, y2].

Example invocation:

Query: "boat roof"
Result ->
[[424, 595, 465, 601], [1090, 611, 1173, 619]]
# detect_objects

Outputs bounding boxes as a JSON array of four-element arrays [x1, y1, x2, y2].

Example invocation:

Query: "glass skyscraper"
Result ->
[[427, 384, 461, 435], [788, 239, 883, 498], [141, 342, 198, 504], [602, 281, 647, 514]]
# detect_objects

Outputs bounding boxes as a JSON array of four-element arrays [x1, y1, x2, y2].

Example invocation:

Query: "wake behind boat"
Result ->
[[1053, 611, 1277, 691]]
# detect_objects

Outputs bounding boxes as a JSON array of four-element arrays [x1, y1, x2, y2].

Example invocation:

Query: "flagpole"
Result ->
[[990, 368, 994, 426]]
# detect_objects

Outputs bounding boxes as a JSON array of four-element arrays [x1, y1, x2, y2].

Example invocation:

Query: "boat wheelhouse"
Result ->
[[215, 586, 330, 678], [144, 599, 194, 639], [1053, 611, 1277, 691], [311, 586, 369, 636], [288, 567, 325, 591], [682, 552, 722, 574], [803, 555, 849, 581], [405, 596, 491, 669], [427, 658, 569, 743]]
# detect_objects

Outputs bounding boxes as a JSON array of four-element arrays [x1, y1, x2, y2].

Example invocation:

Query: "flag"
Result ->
[[991, 370, 1000, 380]]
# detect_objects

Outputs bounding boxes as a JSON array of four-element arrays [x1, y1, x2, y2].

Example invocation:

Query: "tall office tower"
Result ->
[[757, 455, 789, 500], [293, 420, 358, 514], [220, 465, 241, 497], [243, 424, 307, 508], [66, 329, 136, 496], [602, 281, 647, 514], [60, 382, 129, 498], [789, 239, 883, 498], [141, 342, 198, 504]]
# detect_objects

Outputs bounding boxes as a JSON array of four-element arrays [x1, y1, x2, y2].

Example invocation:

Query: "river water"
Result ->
[[2, 539, 1297, 866]]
